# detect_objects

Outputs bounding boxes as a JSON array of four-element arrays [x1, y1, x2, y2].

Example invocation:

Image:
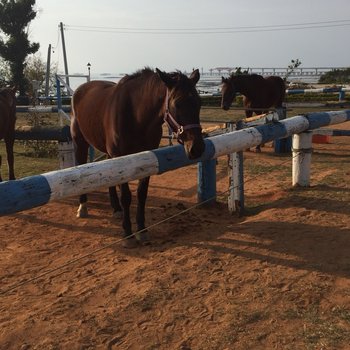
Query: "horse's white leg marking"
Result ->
[[77, 203, 88, 218]]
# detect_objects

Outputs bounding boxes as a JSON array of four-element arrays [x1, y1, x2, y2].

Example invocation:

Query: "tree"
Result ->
[[24, 53, 58, 100], [318, 68, 350, 84], [0, 0, 39, 96], [284, 59, 302, 81], [0, 57, 11, 86], [231, 67, 249, 76]]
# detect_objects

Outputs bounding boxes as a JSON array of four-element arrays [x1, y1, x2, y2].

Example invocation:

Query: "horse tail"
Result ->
[[71, 90, 77, 120], [277, 77, 286, 106]]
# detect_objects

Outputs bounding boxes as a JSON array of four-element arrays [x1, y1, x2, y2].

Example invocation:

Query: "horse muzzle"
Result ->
[[183, 132, 205, 160]]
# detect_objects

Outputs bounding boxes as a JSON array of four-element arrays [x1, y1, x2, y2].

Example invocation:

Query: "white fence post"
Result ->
[[292, 131, 313, 187], [58, 141, 76, 169], [227, 121, 244, 215]]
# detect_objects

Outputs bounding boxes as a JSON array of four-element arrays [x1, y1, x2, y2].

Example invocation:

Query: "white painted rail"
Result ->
[[0, 110, 349, 216]]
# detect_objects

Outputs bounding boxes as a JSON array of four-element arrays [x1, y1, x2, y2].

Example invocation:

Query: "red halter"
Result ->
[[163, 89, 201, 144]]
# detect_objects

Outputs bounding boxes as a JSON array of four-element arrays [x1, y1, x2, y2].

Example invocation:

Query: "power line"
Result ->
[[64, 19, 350, 35]]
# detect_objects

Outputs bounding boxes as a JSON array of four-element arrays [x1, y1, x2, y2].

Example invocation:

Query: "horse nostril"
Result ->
[[189, 139, 205, 159]]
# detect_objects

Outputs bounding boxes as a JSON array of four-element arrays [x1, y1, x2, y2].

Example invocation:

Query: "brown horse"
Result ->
[[0, 87, 17, 182], [221, 74, 285, 151], [71, 68, 205, 247]]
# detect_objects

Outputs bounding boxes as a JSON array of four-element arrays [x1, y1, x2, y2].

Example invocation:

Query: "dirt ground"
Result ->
[[1, 122, 350, 350]]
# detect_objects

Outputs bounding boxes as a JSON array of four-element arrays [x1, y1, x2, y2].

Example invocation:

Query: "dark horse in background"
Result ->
[[71, 68, 205, 247], [221, 74, 285, 152], [0, 86, 17, 181]]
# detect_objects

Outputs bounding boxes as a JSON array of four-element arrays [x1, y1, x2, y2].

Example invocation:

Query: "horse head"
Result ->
[[157, 68, 205, 160], [221, 76, 237, 111]]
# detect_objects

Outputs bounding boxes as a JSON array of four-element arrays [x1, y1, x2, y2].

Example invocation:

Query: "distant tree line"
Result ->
[[319, 68, 350, 84]]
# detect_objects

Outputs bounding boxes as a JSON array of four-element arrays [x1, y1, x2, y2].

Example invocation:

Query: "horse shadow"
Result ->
[[10, 184, 350, 279]]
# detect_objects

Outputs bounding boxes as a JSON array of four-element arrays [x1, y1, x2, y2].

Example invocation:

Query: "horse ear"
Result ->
[[189, 69, 200, 85], [156, 68, 175, 88], [221, 76, 228, 83]]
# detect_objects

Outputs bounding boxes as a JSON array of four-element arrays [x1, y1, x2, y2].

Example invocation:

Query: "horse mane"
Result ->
[[118, 68, 194, 90], [118, 67, 155, 85], [230, 73, 262, 80]]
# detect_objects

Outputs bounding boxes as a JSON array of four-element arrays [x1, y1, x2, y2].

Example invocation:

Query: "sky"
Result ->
[[30, 0, 350, 77]]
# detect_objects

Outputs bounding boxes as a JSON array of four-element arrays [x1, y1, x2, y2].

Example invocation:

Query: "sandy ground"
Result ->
[[1, 122, 350, 350]]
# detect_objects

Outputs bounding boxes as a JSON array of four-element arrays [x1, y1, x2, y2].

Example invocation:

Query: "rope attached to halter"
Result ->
[[163, 89, 201, 144]]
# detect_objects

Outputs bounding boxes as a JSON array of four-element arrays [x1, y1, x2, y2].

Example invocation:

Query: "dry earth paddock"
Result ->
[[0, 122, 350, 350]]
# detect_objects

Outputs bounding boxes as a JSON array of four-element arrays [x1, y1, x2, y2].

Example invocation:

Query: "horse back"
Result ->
[[71, 74, 164, 158], [248, 76, 285, 108]]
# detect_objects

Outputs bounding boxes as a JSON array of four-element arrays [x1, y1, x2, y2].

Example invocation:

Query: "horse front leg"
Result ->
[[5, 136, 15, 180], [135, 177, 151, 244], [120, 182, 138, 248]]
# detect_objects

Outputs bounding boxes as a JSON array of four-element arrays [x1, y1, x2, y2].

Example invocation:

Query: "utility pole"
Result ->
[[60, 22, 70, 94], [45, 44, 51, 98]]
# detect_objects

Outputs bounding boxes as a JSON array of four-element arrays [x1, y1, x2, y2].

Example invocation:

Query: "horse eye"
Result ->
[[175, 101, 182, 109]]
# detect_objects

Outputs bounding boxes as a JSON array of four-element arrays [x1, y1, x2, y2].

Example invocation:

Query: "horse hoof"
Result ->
[[122, 237, 139, 249], [113, 210, 123, 219], [136, 231, 151, 245], [254, 148, 262, 153], [77, 205, 88, 218]]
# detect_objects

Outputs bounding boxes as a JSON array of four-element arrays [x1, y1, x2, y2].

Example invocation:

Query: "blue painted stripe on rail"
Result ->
[[307, 110, 350, 130], [286, 89, 306, 95], [255, 122, 289, 143], [0, 175, 51, 216], [332, 130, 350, 136], [154, 139, 216, 174], [307, 112, 332, 130]]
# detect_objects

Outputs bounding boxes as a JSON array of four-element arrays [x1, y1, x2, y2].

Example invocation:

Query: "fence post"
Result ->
[[58, 141, 76, 169], [56, 76, 64, 127], [197, 159, 216, 205], [274, 106, 292, 153], [227, 121, 244, 216], [292, 131, 313, 187]]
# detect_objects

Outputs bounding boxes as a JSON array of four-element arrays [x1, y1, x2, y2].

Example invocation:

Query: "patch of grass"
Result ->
[[282, 306, 350, 349], [244, 160, 289, 177], [0, 141, 59, 179], [332, 306, 350, 323], [303, 319, 347, 350]]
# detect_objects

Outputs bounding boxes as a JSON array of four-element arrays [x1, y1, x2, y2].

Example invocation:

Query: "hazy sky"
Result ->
[[31, 0, 350, 76]]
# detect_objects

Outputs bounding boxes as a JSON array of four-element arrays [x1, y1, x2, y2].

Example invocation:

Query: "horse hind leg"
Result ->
[[71, 120, 90, 218], [4, 135, 15, 180], [135, 177, 151, 245], [109, 186, 122, 218], [120, 182, 138, 248], [76, 150, 89, 218]]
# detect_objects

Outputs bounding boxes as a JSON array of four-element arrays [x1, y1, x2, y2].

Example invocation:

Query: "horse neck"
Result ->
[[131, 75, 166, 121]]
